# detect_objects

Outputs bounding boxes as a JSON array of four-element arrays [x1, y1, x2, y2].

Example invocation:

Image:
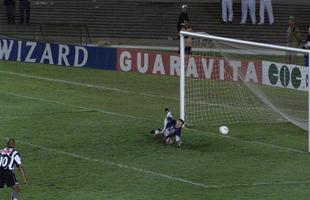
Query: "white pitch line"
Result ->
[[0, 70, 307, 152], [0, 70, 279, 112], [1, 90, 306, 154], [0, 70, 178, 101], [1, 91, 309, 188], [226, 135, 305, 154], [0, 70, 309, 187], [250, 140, 305, 154], [2, 137, 310, 190], [0, 137, 212, 189], [186, 127, 306, 154], [0, 91, 141, 120]]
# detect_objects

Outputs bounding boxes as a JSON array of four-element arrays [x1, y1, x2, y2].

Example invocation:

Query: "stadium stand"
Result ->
[[0, 0, 309, 46]]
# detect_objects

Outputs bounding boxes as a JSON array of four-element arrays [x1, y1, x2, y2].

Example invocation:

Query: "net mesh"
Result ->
[[183, 33, 309, 129]]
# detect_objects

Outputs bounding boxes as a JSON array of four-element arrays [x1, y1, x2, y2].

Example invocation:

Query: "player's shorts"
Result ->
[[0, 169, 18, 188]]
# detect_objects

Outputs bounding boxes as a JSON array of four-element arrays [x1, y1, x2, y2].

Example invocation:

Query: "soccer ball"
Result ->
[[219, 126, 229, 135]]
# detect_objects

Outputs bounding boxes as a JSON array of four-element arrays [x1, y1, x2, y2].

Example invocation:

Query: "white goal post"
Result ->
[[179, 31, 310, 152]]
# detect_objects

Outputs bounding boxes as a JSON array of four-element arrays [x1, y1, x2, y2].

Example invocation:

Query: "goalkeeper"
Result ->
[[150, 108, 184, 147]]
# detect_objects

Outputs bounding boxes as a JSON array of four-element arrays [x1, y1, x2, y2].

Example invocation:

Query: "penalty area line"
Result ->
[[0, 137, 211, 189], [0, 70, 268, 111], [226, 135, 306, 154], [0, 70, 178, 101], [2, 137, 310, 190], [0, 90, 145, 121], [1, 91, 309, 188], [1, 90, 306, 154], [188, 127, 306, 154]]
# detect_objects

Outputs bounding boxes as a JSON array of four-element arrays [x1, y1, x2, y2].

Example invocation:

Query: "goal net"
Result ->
[[179, 31, 310, 138]]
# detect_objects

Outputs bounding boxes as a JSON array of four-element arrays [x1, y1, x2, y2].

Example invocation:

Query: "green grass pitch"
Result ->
[[1, 60, 310, 199]]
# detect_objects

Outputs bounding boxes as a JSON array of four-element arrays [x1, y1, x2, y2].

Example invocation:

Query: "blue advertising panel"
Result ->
[[0, 38, 116, 70]]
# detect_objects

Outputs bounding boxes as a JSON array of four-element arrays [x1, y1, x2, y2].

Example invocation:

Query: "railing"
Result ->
[[36, 22, 92, 45], [0, 22, 92, 45]]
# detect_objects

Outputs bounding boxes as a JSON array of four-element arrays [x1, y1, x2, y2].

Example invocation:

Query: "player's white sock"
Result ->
[[11, 191, 18, 200], [175, 136, 182, 147], [177, 140, 182, 147]]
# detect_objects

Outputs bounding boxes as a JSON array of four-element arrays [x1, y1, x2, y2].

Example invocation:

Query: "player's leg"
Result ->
[[0, 171, 5, 189], [150, 128, 160, 134], [11, 184, 20, 200], [160, 118, 168, 134], [162, 128, 170, 138], [162, 128, 173, 144], [175, 135, 182, 147], [5, 171, 19, 200]]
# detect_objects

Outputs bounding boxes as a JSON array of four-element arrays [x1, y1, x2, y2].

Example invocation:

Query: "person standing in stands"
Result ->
[[240, 0, 256, 24], [303, 27, 310, 67], [185, 23, 193, 55], [258, 0, 274, 25], [222, 0, 233, 24], [180, 22, 192, 55], [19, 0, 30, 24], [4, 0, 16, 24], [287, 16, 301, 64], [177, 4, 190, 32]]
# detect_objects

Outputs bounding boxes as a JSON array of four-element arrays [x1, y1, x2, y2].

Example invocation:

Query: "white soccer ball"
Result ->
[[306, 42, 310, 49], [219, 126, 229, 135]]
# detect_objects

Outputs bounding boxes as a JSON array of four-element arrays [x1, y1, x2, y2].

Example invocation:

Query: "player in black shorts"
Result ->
[[150, 109, 185, 147], [0, 138, 28, 200]]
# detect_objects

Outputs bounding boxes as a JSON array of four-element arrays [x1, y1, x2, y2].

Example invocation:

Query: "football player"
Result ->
[[162, 118, 185, 147], [0, 138, 29, 200], [150, 109, 184, 147]]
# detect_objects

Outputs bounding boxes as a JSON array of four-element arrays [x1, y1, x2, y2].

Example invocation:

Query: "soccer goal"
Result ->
[[179, 31, 310, 151]]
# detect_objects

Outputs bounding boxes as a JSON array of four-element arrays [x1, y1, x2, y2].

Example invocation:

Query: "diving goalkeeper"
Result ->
[[150, 108, 184, 147]]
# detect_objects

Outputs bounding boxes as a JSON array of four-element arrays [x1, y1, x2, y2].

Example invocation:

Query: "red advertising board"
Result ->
[[116, 48, 262, 84]]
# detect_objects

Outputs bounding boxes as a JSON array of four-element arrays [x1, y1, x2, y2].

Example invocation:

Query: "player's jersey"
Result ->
[[0, 148, 21, 171], [165, 119, 182, 138]]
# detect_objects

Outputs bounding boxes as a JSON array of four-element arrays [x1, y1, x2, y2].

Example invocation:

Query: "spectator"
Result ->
[[287, 16, 301, 63], [181, 22, 192, 55], [3, 0, 16, 24], [303, 27, 310, 67], [222, 0, 233, 24], [19, 0, 30, 24], [240, 0, 256, 24], [258, 0, 274, 25], [177, 4, 189, 32]]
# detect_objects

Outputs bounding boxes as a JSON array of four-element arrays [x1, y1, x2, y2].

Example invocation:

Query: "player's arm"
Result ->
[[14, 153, 29, 185], [18, 164, 29, 185]]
